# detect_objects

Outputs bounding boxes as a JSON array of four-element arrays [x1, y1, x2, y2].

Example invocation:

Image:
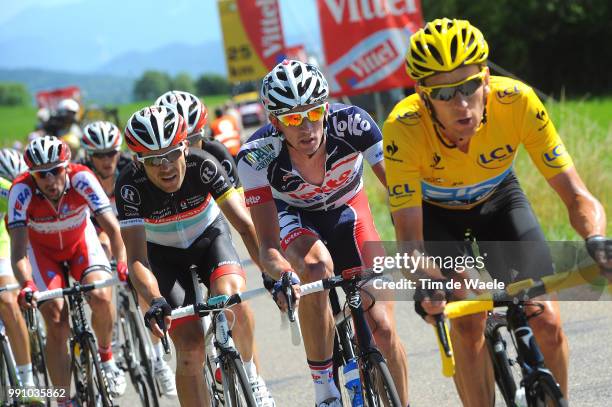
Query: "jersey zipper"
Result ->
[[41, 192, 66, 250], [170, 193, 187, 248]]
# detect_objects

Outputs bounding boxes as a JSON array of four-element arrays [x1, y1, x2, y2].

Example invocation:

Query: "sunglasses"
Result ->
[[30, 164, 67, 179], [136, 144, 185, 167], [92, 150, 119, 159], [276, 104, 327, 127], [420, 69, 487, 101]]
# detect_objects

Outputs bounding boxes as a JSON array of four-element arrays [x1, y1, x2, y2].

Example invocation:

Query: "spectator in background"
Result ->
[[224, 101, 243, 133], [210, 106, 241, 157]]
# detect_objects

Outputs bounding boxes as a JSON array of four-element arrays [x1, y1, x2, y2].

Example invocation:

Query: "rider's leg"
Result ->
[[285, 233, 338, 404], [210, 271, 255, 363], [39, 299, 72, 393], [169, 319, 209, 407], [82, 269, 116, 357], [361, 287, 409, 406], [449, 312, 495, 407], [0, 275, 32, 373], [527, 299, 568, 396]]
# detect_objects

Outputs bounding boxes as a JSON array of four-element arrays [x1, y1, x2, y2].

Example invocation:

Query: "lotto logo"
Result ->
[[245, 195, 261, 206]]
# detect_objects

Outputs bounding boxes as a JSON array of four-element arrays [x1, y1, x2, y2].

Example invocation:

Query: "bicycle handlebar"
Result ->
[[434, 264, 609, 377], [170, 287, 269, 320], [0, 283, 19, 293], [33, 278, 120, 302]]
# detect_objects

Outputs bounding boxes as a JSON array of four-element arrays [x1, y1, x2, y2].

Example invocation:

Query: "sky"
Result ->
[[0, 0, 322, 73]]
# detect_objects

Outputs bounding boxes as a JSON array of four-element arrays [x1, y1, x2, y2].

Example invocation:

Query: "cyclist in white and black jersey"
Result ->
[[116, 106, 275, 407], [79, 120, 178, 397], [237, 60, 409, 407]]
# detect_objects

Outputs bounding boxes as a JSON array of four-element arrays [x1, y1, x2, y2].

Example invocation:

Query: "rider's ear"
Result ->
[[269, 114, 281, 131]]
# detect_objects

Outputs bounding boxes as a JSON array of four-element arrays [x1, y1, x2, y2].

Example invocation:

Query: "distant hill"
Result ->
[[96, 41, 227, 78], [0, 69, 135, 105]]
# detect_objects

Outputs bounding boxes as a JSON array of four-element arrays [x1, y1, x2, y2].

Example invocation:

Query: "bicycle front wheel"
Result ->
[[30, 326, 51, 406], [485, 313, 519, 406], [83, 336, 114, 407], [221, 354, 257, 407], [125, 310, 159, 407], [528, 374, 568, 407], [362, 351, 402, 407]]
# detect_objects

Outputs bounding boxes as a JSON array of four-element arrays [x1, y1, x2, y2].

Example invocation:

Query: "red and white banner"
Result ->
[[317, 0, 423, 97], [35, 86, 81, 111], [218, 0, 287, 83]]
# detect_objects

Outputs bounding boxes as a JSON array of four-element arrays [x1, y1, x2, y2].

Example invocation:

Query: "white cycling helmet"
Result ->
[[155, 91, 208, 135], [57, 98, 80, 114], [0, 148, 28, 181], [24, 135, 71, 168], [124, 106, 187, 154], [261, 59, 329, 115], [82, 121, 123, 153]]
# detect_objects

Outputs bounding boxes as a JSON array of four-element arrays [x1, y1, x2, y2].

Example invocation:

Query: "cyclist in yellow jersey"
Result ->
[[0, 149, 44, 404], [384, 18, 610, 406]]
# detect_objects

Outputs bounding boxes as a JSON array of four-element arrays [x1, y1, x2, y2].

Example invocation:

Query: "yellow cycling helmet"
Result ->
[[405, 18, 489, 81]]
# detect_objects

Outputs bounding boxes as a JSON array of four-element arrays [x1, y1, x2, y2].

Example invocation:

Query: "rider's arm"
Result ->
[[120, 224, 163, 304], [95, 211, 127, 263], [547, 167, 607, 238], [9, 226, 32, 284], [371, 161, 386, 187], [249, 200, 293, 281], [217, 189, 262, 270]]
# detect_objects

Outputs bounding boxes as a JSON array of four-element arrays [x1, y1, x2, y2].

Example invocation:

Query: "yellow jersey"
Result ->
[[383, 76, 573, 211]]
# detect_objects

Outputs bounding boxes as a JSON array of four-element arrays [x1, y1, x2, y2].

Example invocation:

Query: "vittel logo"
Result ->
[[324, 0, 418, 24], [332, 113, 371, 137]]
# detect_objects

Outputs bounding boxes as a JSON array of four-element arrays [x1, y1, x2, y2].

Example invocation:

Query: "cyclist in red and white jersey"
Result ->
[[8, 136, 128, 403], [237, 60, 409, 407]]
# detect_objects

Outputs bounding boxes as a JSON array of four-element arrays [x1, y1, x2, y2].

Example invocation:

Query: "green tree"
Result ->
[[133, 70, 172, 101], [0, 82, 30, 106], [420, 0, 612, 96], [172, 72, 196, 94], [195, 74, 231, 96]]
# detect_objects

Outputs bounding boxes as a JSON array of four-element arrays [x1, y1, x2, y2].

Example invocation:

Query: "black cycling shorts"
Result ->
[[422, 171, 554, 284], [147, 215, 245, 309]]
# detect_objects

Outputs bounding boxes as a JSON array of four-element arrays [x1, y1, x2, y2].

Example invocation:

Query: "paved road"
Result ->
[[118, 125, 612, 406], [118, 230, 612, 406]]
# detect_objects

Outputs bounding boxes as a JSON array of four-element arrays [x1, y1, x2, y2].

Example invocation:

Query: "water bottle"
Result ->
[[343, 359, 364, 407], [514, 386, 527, 407]]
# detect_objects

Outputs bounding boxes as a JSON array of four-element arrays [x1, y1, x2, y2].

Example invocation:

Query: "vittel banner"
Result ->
[[218, 0, 287, 83], [317, 0, 423, 96]]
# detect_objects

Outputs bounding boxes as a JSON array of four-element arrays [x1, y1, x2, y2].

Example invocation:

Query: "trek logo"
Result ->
[[388, 183, 415, 197], [542, 144, 569, 168], [331, 113, 371, 137], [120, 185, 141, 205], [386, 141, 398, 155], [477, 144, 515, 169]]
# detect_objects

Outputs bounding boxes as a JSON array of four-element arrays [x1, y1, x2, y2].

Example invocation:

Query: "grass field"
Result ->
[[0, 94, 230, 147], [0, 95, 609, 241], [364, 96, 612, 241]]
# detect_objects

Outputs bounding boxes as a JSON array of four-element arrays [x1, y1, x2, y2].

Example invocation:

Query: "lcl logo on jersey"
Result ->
[[495, 84, 522, 104], [542, 144, 569, 168], [477, 144, 515, 169], [388, 183, 415, 197]]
